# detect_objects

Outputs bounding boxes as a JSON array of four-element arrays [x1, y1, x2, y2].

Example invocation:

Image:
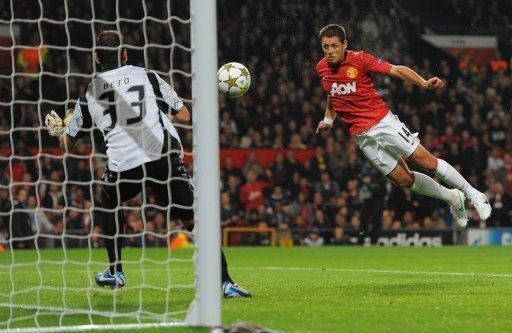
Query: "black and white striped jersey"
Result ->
[[66, 65, 184, 172]]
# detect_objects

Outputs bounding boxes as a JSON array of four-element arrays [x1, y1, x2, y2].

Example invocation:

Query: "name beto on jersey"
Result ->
[[330, 81, 357, 96], [103, 77, 130, 89]]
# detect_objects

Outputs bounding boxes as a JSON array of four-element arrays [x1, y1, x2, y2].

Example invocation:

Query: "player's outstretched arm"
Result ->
[[316, 97, 336, 134], [389, 65, 444, 89]]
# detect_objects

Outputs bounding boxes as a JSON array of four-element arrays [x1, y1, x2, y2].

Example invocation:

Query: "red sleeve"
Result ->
[[240, 184, 250, 204], [360, 51, 392, 74]]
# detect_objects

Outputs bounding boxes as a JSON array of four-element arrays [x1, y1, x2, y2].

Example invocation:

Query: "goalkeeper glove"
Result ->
[[45, 110, 73, 137]]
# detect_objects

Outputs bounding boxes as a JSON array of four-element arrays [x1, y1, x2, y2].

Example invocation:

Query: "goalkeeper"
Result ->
[[45, 30, 251, 298]]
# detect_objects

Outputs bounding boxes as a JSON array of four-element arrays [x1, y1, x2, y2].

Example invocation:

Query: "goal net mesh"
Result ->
[[0, 0, 197, 330]]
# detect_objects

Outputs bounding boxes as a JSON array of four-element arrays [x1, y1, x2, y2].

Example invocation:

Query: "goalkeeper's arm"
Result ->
[[172, 105, 190, 124], [153, 72, 190, 124], [59, 132, 75, 150], [45, 96, 91, 150], [45, 109, 77, 150]]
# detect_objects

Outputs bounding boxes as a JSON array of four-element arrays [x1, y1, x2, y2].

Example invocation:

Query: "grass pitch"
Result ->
[[1, 246, 512, 332]]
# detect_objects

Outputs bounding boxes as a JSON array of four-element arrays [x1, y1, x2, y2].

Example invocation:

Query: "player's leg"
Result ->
[[148, 140, 251, 297], [95, 167, 143, 288], [369, 112, 476, 225], [386, 158, 469, 226], [355, 122, 468, 226], [387, 158, 448, 201], [164, 179, 250, 297], [408, 145, 491, 220]]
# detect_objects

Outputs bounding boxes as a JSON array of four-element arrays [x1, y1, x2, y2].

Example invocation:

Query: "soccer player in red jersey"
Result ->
[[315, 24, 491, 226]]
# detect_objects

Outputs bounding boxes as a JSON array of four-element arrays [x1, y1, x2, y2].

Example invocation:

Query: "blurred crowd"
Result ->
[[448, 0, 512, 27], [0, 0, 511, 247]]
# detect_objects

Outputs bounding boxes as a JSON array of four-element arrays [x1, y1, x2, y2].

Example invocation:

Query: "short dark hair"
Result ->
[[318, 24, 346, 42], [95, 30, 124, 66]]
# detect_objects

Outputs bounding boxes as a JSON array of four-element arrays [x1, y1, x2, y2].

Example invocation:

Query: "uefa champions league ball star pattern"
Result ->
[[217, 62, 251, 98]]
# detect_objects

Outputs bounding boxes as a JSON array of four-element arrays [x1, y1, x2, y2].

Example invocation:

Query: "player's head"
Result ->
[[95, 30, 127, 69], [319, 24, 347, 65]]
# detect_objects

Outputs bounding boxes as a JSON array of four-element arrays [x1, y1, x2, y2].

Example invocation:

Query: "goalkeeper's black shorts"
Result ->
[[100, 131, 194, 221]]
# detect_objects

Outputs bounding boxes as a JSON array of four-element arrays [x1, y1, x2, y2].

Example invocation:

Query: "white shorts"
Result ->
[[354, 112, 420, 175]]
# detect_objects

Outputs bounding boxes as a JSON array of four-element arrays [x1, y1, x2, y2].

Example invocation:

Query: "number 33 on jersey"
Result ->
[[66, 65, 184, 172]]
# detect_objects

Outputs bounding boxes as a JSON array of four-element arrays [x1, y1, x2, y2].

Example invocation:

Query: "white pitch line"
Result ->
[[0, 322, 188, 333], [0, 302, 187, 321], [1, 266, 512, 279], [255, 266, 512, 278]]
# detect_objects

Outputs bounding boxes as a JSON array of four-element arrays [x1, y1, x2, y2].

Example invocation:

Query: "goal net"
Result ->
[[0, 0, 220, 330]]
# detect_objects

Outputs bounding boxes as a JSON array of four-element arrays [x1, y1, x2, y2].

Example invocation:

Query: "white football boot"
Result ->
[[470, 191, 492, 221], [449, 189, 468, 227]]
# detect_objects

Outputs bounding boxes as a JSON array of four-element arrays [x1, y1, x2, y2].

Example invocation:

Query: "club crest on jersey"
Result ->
[[346, 67, 358, 79], [330, 82, 357, 96]]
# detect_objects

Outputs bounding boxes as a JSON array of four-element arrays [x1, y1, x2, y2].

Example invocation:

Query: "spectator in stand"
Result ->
[[269, 202, 289, 227], [489, 51, 508, 73], [42, 184, 65, 210], [242, 152, 263, 178], [10, 188, 34, 249], [221, 191, 240, 228], [224, 175, 242, 208], [330, 227, 354, 246], [146, 212, 167, 246], [268, 154, 289, 187], [288, 192, 313, 224], [314, 172, 340, 202], [240, 170, 270, 213], [0, 189, 10, 237], [487, 147, 505, 173], [222, 156, 242, 181], [381, 211, 394, 230], [303, 228, 324, 247], [488, 182, 512, 227], [26, 195, 56, 236], [288, 134, 306, 149], [488, 116, 507, 149], [348, 215, 361, 233], [126, 213, 143, 247], [309, 147, 329, 181], [269, 186, 287, 207], [277, 224, 294, 247]]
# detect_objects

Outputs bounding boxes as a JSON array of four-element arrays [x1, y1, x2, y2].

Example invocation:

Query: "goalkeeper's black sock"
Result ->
[[103, 209, 125, 275], [105, 238, 116, 275], [106, 236, 124, 274], [115, 235, 124, 273], [221, 249, 234, 284]]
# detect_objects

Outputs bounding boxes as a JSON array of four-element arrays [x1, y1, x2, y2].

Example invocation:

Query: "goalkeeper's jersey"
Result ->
[[66, 65, 184, 172]]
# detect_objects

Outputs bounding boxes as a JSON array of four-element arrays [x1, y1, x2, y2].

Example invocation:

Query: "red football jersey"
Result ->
[[316, 50, 392, 135]]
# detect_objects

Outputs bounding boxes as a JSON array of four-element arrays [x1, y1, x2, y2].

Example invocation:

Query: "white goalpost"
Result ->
[[186, 0, 222, 327], [0, 0, 220, 331]]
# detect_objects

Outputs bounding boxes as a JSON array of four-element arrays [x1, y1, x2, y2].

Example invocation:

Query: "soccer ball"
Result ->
[[217, 62, 251, 98]]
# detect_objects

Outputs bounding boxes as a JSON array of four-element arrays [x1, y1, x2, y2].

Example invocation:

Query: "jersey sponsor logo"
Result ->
[[330, 82, 357, 96], [346, 67, 358, 79]]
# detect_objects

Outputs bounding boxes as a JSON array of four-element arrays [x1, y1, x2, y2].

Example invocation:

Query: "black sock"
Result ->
[[100, 190, 125, 275], [105, 230, 124, 275], [115, 213, 125, 273], [114, 238, 123, 273], [221, 249, 233, 284], [105, 238, 116, 275]]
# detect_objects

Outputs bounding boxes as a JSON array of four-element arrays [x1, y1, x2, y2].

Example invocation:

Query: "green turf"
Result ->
[[1, 246, 512, 332]]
